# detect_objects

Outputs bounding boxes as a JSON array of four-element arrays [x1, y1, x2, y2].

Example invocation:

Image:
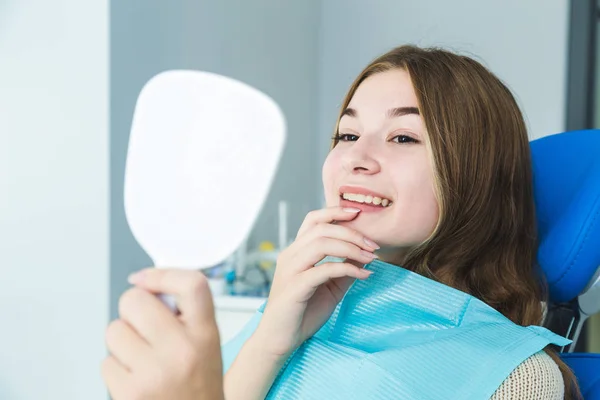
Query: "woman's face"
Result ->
[[322, 69, 439, 256]]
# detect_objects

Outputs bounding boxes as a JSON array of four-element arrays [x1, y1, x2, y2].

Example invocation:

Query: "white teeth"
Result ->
[[341, 192, 392, 207], [342, 193, 365, 203]]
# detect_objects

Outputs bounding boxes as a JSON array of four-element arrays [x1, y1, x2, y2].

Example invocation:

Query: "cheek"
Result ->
[[416, 166, 439, 230], [415, 187, 440, 234], [387, 165, 440, 242]]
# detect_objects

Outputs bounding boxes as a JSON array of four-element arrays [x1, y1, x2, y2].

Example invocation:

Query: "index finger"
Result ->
[[296, 206, 361, 238], [128, 268, 218, 335], [118, 287, 183, 346]]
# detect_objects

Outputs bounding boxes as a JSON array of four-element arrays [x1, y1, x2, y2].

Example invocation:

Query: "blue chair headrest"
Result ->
[[531, 130, 600, 303]]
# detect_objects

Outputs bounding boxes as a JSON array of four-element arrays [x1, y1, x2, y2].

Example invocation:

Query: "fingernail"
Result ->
[[343, 207, 361, 213], [361, 269, 374, 278], [361, 250, 378, 259], [363, 238, 380, 249], [128, 271, 145, 284]]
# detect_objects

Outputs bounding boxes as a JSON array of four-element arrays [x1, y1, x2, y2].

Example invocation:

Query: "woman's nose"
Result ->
[[343, 144, 381, 175]]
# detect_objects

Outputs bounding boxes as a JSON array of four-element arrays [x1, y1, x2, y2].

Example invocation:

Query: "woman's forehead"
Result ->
[[348, 69, 419, 112]]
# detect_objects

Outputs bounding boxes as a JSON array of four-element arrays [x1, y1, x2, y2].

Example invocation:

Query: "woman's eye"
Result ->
[[336, 133, 359, 142], [392, 135, 418, 144]]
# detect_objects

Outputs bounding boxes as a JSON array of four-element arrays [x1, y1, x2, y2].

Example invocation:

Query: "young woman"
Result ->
[[104, 45, 581, 400], [223, 45, 580, 399]]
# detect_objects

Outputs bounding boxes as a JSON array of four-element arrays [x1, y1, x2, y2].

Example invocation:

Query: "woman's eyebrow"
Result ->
[[341, 107, 420, 118], [387, 107, 420, 118]]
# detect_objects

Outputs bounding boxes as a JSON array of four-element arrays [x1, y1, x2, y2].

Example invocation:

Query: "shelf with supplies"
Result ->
[[212, 293, 266, 344], [206, 252, 273, 343], [207, 201, 290, 343], [213, 293, 266, 312]]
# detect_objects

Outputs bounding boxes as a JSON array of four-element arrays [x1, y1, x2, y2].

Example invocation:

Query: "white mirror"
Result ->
[[124, 70, 286, 307]]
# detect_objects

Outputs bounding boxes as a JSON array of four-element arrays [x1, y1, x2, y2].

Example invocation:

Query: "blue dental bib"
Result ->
[[222, 259, 569, 399]]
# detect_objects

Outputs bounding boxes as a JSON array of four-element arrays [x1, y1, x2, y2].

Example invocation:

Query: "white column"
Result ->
[[0, 0, 109, 399]]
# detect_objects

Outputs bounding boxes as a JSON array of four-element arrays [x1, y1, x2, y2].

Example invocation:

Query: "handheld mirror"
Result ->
[[124, 70, 286, 310]]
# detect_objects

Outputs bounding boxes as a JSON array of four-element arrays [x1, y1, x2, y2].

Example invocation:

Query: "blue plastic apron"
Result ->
[[222, 259, 570, 399]]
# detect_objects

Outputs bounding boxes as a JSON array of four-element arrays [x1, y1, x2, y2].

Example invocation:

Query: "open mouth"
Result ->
[[339, 192, 393, 208]]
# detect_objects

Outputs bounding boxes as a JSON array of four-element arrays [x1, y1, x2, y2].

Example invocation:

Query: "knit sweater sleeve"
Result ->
[[490, 351, 564, 399]]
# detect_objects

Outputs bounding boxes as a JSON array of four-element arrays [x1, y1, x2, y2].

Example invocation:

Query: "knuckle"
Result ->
[[119, 287, 144, 316], [329, 262, 348, 275], [332, 223, 360, 242], [344, 263, 359, 275], [331, 262, 346, 274], [295, 279, 310, 295], [305, 209, 318, 220], [312, 235, 330, 249], [275, 248, 296, 274], [105, 319, 125, 346], [277, 246, 293, 265], [355, 245, 367, 257], [315, 223, 335, 240], [353, 230, 365, 244], [187, 272, 209, 295], [344, 262, 356, 271], [312, 263, 329, 276], [313, 222, 327, 235], [347, 241, 361, 254]]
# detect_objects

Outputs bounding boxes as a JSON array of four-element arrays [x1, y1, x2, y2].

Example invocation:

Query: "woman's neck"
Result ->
[[374, 246, 410, 265]]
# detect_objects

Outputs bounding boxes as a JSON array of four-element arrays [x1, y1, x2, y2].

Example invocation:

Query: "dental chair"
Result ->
[[532, 129, 600, 399]]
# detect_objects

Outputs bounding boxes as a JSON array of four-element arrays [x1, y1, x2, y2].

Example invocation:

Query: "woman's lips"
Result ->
[[338, 185, 390, 202]]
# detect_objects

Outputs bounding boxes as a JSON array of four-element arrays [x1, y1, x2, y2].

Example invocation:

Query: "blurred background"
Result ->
[[1, 0, 598, 399]]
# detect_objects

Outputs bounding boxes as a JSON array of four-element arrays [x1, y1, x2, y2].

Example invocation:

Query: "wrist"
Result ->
[[248, 327, 294, 364]]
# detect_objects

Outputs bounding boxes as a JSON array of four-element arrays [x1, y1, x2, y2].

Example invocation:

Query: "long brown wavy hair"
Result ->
[[331, 45, 581, 399]]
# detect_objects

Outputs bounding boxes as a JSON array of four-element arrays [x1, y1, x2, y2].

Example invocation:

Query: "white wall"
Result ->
[[316, 0, 570, 189], [0, 1, 109, 399]]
